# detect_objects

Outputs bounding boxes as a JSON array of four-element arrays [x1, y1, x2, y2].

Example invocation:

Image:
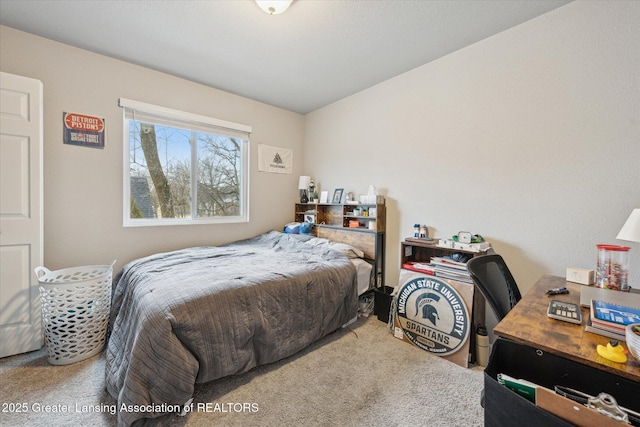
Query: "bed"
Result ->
[[105, 230, 373, 426]]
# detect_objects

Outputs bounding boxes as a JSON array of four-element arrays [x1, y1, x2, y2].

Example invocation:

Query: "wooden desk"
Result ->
[[494, 275, 640, 382]]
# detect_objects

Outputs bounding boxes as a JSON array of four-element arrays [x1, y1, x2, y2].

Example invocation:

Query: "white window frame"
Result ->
[[120, 98, 251, 227]]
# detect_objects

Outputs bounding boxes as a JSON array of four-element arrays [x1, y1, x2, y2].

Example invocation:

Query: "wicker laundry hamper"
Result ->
[[35, 261, 115, 365]]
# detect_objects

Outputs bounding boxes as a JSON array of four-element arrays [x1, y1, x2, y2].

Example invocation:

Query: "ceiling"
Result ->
[[0, 0, 571, 115]]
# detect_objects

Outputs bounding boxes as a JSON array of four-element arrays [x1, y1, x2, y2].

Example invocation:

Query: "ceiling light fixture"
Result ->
[[255, 0, 293, 15]]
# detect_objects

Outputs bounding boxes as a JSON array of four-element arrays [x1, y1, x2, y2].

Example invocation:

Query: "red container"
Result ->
[[595, 244, 630, 291]]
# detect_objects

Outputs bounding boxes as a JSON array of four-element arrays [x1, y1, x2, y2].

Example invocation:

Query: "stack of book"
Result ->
[[401, 256, 473, 283], [586, 299, 640, 341], [428, 256, 473, 284], [401, 261, 435, 275]]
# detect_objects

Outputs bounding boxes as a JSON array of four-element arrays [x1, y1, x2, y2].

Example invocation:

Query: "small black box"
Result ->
[[373, 286, 394, 323]]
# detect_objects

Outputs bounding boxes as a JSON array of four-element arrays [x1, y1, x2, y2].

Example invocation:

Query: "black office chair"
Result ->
[[466, 254, 522, 408], [466, 254, 522, 321]]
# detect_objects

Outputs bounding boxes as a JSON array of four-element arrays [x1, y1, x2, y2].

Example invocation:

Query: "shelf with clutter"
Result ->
[[295, 179, 385, 232], [401, 230, 491, 277], [294, 201, 385, 233], [292, 181, 387, 289]]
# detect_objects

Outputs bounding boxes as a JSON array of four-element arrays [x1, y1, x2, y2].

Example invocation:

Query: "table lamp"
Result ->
[[298, 176, 310, 203], [617, 209, 640, 243]]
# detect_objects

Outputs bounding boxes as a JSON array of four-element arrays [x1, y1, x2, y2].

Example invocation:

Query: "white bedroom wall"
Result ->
[[0, 26, 305, 272], [304, 1, 640, 294]]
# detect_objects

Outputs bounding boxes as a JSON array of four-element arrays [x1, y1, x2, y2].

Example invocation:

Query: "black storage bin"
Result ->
[[373, 286, 394, 323], [484, 338, 639, 427]]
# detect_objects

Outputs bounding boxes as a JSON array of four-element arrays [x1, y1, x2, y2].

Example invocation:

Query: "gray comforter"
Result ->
[[105, 231, 358, 426]]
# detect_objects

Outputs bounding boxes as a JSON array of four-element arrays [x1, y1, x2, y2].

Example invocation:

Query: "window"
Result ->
[[120, 98, 251, 226]]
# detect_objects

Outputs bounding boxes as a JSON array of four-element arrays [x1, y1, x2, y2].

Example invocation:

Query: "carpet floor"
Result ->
[[0, 315, 484, 426]]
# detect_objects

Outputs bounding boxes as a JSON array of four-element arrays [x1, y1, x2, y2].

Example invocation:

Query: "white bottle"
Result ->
[[476, 325, 490, 367]]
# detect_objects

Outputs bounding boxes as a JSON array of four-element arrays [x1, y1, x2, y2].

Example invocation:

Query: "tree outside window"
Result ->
[[122, 99, 250, 226]]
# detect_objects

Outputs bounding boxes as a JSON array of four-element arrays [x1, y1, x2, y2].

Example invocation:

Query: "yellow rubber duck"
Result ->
[[597, 340, 628, 363]]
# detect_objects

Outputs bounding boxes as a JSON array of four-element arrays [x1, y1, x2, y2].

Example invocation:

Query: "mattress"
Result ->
[[352, 257, 373, 295], [105, 231, 358, 426]]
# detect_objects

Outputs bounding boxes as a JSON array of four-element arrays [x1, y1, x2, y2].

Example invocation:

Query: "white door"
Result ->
[[0, 72, 43, 358]]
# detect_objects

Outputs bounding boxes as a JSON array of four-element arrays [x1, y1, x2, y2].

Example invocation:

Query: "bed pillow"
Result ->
[[283, 222, 301, 234], [327, 242, 365, 259], [299, 222, 314, 235], [303, 238, 364, 259]]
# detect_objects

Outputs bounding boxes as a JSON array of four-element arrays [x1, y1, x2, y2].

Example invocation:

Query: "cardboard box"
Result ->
[[391, 269, 474, 368], [566, 267, 594, 285]]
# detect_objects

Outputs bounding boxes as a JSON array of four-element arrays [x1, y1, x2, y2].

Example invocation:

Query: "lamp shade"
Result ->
[[298, 176, 311, 190], [617, 209, 640, 243]]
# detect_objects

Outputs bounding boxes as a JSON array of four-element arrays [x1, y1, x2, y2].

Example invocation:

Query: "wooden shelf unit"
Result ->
[[294, 201, 386, 288], [294, 202, 386, 232], [401, 238, 488, 266]]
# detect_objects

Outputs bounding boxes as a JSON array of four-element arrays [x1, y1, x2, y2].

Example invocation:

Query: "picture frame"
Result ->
[[332, 188, 344, 204], [319, 191, 329, 204]]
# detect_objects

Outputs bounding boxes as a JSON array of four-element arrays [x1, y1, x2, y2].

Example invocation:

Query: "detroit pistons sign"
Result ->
[[63, 112, 105, 149], [395, 277, 470, 356]]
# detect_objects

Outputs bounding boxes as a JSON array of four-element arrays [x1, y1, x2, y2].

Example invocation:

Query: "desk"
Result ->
[[494, 275, 640, 382]]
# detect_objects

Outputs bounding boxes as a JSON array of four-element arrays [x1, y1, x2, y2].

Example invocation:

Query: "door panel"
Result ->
[[0, 71, 43, 358]]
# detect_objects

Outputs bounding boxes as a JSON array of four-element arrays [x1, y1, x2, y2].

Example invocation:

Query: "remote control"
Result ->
[[546, 287, 569, 295], [547, 300, 582, 324]]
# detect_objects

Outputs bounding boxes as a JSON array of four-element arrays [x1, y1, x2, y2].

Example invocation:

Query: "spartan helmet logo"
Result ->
[[415, 292, 441, 326]]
